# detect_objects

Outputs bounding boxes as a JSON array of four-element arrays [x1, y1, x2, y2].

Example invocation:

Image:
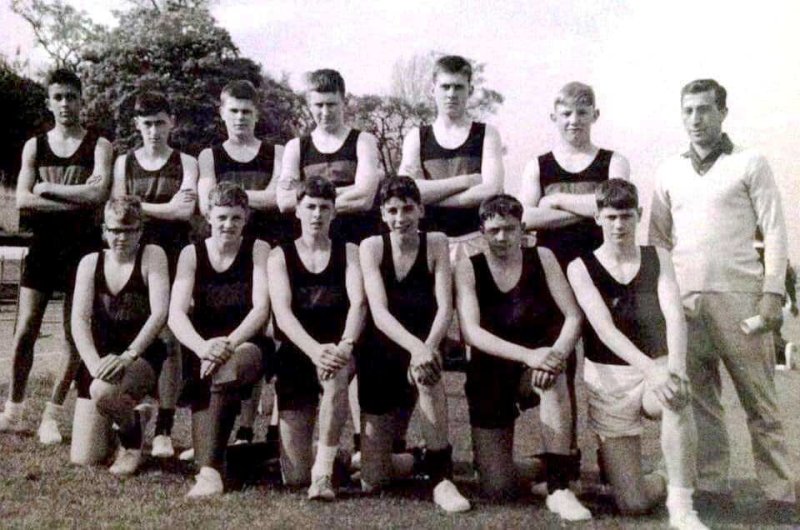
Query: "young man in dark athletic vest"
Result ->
[[269, 176, 367, 501], [518, 82, 631, 478], [398, 55, 504, 261], [112, 91, 198, 458], [1, 69, 113, 444], [169, 182, 272, 497], [277, 69, 382, 457], [71, 196, 170, 475], [566, 180, 707, 530], [358, 176, 470, 512], [198, 79, 284, 446], [454, 195, 591, 522]]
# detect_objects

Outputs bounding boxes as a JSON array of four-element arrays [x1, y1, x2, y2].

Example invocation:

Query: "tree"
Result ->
[[349, 52, 504, 175], [10, 0, 107, 71]]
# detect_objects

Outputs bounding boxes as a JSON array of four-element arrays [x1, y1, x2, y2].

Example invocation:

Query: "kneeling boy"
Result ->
[[566, 179, 707, 530], [358, 176, 470, 512]]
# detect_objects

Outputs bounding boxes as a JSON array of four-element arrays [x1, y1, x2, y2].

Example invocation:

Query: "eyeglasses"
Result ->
[[104, 225, 142, 235]]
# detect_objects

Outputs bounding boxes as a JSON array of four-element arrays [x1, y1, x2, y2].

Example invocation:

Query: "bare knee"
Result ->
[[89, 379, 120, 412]]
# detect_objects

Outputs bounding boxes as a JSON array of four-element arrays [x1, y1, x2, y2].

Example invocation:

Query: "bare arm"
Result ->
[[539, 154, 630, 218], [34, 137, 114, 206], [122, 245, 170, 357], [197, 147, 216, 216], [16, 138, 80, 212], [566, 258, 656, 372], [341, 243, 367, 342], [455, 258, 548, 367], [277, 138, 301, 213], [655, 247, 688, 377], [70, 253, 102, 374], [539, 247, 582, 358], [246, 144, 283, 212], [436, 124, 505, 207], [399, 128, 477, 204], [518, 158, 582, 230], [424, 233, 454, 349], [227, 241, 271, 347], [335, 134, 381, 214], [140, 153, 198, 221], [168, 245, 207, 355]]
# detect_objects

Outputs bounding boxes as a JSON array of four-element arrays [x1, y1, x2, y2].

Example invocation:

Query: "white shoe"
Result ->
[[151, 434, 175, 458], [38, 403, 63, 445], [785, 343, 797, 370], [109, 448, 143, 476], [433, 479, 471, 513], [187, 466, 224, 498], [546, 488, 592, 521], [0, 401, 25, 432], [670, 509, 709, 530], [308, 475, 336, 501], [350, 451, 361, 471], [179, 448, 195, 461]]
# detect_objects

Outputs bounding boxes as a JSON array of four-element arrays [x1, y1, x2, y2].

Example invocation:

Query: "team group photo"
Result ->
[[0, 0, 798, 528]]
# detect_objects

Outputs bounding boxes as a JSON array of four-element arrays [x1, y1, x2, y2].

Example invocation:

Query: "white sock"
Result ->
[[42, 402, 63, 420], [312, 444, 338, 479], [666, 485, 694, 513], [3, 400, 25, 418]]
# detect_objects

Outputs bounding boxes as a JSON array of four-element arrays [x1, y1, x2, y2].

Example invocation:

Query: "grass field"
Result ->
[[1, 299, 799, 529]]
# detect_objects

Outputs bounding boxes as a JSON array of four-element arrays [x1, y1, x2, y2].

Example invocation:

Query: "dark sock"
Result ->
[[423, 445, 454, 485], [266, 425, 280, 443], [154, 408, 175, 436], [118, 411, 143, 449], [597, 448, 610, 485], [392, 438, 407, 454], [353, 433, 361, 452], [235, 426, 254, 443], [543, 453, 573, 494]]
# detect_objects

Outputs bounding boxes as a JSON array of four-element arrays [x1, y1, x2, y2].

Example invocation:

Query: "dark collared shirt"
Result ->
[[682, 133, 734, 175]]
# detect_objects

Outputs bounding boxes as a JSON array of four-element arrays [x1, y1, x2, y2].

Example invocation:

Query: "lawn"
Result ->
[[1, 300, 799, 529]]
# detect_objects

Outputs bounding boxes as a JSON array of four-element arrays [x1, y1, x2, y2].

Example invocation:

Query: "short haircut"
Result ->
[[297, 176, 337, 203], [133, 91, 171, 116], [305, 69, 346, 97], [555, 81, 595, 107], [681, 79, 727, 110], [221, 79, 260, 105], [379, 176, 421, 206], [433, 55, 473, 83], [479, 194, 523, 226], [104, 196, 143, 226], [595, 178, 639, 210], [208, 181, 249, 210], [46, 68, 82, 93]]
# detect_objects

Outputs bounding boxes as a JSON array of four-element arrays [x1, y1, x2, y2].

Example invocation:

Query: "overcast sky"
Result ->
[[3, 0, 799, 259]]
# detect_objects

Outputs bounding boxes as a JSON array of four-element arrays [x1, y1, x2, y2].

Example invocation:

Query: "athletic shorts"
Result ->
[[274, 342, 323, 411], [447, 231, 486, 265], [75, 340, 167, 399], [180, 334, 275, 410], [465, 350, 539, 429], [583, 357, 666, 440], [21, 233, 99, 293], [356, 330, 418, 416]]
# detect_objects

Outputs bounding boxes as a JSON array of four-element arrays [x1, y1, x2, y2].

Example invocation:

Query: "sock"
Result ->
[[154, 408, 175, 436], [118, 410, 144, 449], [543, 453, 573, 494], [235, 426, 254, 442], [352, 433, 361, 452], [311, 444, 339, 479], [666, 486, 694, 514], [392, 438, 407, 454], [423, 445, 454, 485], [3, 400, 25, 419], [42, 402, 63, 420]]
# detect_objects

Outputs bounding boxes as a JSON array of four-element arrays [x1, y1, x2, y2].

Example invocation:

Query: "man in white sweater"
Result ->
[[649, 79, 794, 509]]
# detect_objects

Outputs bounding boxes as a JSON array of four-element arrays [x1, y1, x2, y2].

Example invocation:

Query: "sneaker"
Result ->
[[546, 488, 592, 521], [179, 448, 195, 461], [786, 343, 797, 370], [350, 451, 361, 471], [187, 466, 224, 498], [151, 434, 175, 458], [37, 403, 63, 445], [0, 401, 25, 432], [669, 509, 709, 530], [109, 448, 143, 476], [433, 479, 471, 513], [308, 475, 336, 501]]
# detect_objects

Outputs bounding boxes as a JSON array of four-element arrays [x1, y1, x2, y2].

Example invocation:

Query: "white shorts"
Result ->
[[583, 357, 666, 440]]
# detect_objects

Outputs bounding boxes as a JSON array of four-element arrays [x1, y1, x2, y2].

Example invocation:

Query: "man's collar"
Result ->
[[682, 133, 734, 175]]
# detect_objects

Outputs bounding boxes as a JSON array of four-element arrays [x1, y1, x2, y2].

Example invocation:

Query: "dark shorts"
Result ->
[[275, 342, 322, 411], [75, 339, 167, 399], [356, 331, 418, 416], [21, 233, 100, 294], [465, 350, 539, 429], [180, 334, 275, 410]]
